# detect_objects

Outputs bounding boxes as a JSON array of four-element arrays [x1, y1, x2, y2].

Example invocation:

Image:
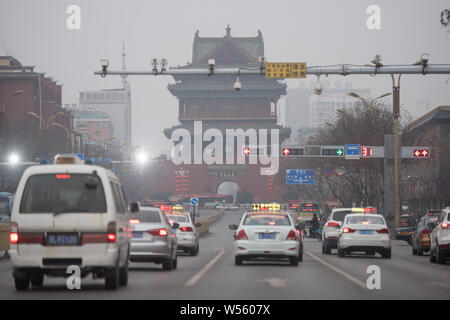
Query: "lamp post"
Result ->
[[347, 92, 392, 109], [391, 74, 402, 232]]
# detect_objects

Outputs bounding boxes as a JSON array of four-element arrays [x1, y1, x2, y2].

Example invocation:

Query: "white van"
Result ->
[[9, 158, 133, 290]]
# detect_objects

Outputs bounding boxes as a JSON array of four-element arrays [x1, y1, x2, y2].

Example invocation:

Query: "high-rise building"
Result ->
[[285, 82, 371, 130]]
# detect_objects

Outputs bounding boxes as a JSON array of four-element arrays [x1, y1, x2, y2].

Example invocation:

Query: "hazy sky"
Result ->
[[1, 0, 449, 154]]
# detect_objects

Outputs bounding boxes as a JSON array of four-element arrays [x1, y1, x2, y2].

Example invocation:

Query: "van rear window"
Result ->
[[20, 174, 107, 213]]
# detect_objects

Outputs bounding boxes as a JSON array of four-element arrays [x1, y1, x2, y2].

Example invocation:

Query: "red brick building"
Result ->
[[0, 56, 70, 160]]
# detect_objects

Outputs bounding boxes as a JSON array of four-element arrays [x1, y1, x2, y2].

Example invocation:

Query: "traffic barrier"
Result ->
[[0, 223, 9, 252], [198, 210, 225, 237]]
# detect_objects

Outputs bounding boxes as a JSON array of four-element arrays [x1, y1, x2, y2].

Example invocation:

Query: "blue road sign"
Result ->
[[190, 197, 199, 206], [286, 169, 316, 185], [345, 144, 361, 159], [63, 153, 85, 161]]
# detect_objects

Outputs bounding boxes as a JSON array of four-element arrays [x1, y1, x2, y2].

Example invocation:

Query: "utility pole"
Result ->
[[392, 74, 402, 231]]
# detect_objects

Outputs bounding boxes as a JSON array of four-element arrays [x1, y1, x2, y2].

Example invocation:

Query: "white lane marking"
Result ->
[[258, 278, 288, 288], [185, 248, 225, 287], [306, 251, 367, 289]]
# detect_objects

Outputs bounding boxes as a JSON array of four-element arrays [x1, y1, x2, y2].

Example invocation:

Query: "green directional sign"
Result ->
[[321, 146, 345, 157]]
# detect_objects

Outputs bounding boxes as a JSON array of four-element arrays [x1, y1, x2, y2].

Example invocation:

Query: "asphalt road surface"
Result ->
[[0, 209, 449, 300]]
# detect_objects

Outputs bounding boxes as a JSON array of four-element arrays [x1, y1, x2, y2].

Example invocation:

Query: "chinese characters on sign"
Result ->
[[265, 63, 307, 79]]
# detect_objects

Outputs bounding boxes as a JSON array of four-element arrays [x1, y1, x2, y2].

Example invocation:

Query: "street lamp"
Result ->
[[347, 92, 392, 109], [8, 153, 20, 166]]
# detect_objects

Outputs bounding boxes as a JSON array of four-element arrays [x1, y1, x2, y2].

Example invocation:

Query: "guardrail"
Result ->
[[197, 210, 225, 237]]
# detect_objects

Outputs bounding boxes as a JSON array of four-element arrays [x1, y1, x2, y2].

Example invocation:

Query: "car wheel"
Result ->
[[15, 277, 30, 291], [289, 256, 299, 266], [382, 249, 391, 259], [194, 242, 199, 256], [235, 256, 243, 265], [119, 262, 128, 286], [298, 251, 303, 262], [436, 245, 446, 264], [430, 247, 436, 263], [412, 242, 417, 255], [105, 263, 120, 290], [338, 246, 345, 258], [417, 243, 424, 256], [30, 270, 44, 287], [172, 255, 178, 269], [163, 258, 173, 270]]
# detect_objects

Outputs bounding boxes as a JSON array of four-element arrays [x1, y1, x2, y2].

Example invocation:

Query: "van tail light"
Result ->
[[107, 222, 116, 243], [327, 221, 340, 228], [442, 222, 449, 229], [180, 226, 193, 232], [148, 228, 168, 236], [235, 229, 248, 240], [376, 228, 390, 234], [342, 228, 355, 233], [286, 230, 298, 241], [10, 222, 18, 244]]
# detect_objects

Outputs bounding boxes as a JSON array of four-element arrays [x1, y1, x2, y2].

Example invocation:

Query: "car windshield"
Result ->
[[131, 210, 162, 223], [243, 214, 291, 226], [166, 215, 189, 223], [346, 216, 385, 225], [19, 174, 106, 213], [331, 210, 352, 222]]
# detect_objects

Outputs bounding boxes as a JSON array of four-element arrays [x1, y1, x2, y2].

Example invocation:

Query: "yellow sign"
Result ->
[[265, 62, 307, 79], [252, 203, 281, 211]]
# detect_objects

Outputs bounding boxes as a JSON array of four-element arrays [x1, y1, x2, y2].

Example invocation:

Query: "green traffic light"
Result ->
[[336, 149, 343, 156]]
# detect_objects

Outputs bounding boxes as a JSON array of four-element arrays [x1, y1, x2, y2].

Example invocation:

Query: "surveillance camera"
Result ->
[[421, 53, 430, 65], [100, 59, 109, 68], [314, 80, 323, 95], [234, 81, 242, 91], [208, 59, 216, 66], [258, 56, 265, 63]]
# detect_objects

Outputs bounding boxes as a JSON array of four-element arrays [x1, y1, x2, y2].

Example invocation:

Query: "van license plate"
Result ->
[[47, 234, 78, 246]]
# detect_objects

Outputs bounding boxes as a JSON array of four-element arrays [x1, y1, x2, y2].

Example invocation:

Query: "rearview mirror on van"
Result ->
[[129, 202, 139, 213]]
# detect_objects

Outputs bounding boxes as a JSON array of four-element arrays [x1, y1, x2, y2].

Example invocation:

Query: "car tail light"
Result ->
[[107, 233, 117, 242], [129, 219, 140, 224], [376, 228, 389, 234], [327, 221, 340, 227], [421, 229, 431, 234], [286, 230, 297, 241], [107, 222, 116, 243], [442, 222, 449, 229], [342, 228, 355, 233], [180, 226, 193, 232], [235, 229, 248, 240], [10, 222, 18, 244], [148, 228, 168, 236]]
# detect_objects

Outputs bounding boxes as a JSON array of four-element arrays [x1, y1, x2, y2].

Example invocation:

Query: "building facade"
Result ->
[[401, 106, 450, 214]]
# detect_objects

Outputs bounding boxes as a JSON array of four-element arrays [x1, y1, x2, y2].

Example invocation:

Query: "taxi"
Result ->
[[322, 207, 376, 254], [229, 203, 303, 266], [337, 213, 391, 258], [164, 210, 201, 256]]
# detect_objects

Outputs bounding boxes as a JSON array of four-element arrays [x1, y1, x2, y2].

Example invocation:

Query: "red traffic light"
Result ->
[[413, 149, 429, 158], [282, 148, 291, 155]]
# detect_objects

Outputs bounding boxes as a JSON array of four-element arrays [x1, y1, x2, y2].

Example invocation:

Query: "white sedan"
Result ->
[[229, 211, 303, 266], [337, 214, 391, 258]]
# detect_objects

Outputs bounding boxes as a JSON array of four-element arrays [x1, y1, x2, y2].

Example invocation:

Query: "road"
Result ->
[[0, 209, 449, 300]]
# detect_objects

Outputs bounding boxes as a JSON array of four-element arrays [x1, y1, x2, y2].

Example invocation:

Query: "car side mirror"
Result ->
[[172, 222, 180, 229], [229, 224, 238, 230], [129, 202, 139, 213], [195, 222, 202, 228], [84, 176, 99, 189]]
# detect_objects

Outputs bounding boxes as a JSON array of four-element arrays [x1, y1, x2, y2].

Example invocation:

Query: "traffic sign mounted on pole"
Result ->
[[286, 169, 316, 185], [190, 197, 199, 206], [345, 144, 361, 160], [265, 63, 307, 79]]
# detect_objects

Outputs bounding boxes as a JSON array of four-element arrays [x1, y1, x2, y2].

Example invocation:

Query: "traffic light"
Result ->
[[321, 147, 344, 157], [281, 147, 304, 156], [413, 149, 429, 158], [243, 147, 250, 156], [361, 147, 373, 157]]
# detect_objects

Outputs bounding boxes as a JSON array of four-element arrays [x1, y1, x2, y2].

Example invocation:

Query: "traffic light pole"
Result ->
[[392, 74, 401, 232]]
